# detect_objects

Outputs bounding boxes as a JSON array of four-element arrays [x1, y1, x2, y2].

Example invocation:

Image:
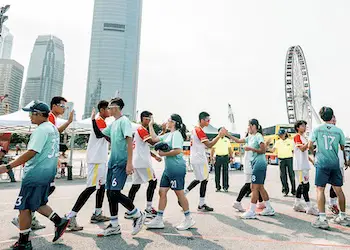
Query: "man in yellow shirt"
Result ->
[[272, 129, 296, 196], [210, 129, 233, 192]]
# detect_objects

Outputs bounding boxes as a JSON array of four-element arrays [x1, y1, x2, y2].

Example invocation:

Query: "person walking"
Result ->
[[270, 129, 296, 196], [210, 129, 233, 192]]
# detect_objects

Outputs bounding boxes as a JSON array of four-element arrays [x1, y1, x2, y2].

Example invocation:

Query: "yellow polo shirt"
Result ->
[[274, 138, 294, 159], [213, 137, 231, 156]]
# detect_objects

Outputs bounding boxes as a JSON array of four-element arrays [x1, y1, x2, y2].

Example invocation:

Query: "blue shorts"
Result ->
[[315, 167, 343, 187], [251, 168, 266, 184], [14, 184, 50, 211], [106, 165, 127, 191], [160, 170, 186, 190]]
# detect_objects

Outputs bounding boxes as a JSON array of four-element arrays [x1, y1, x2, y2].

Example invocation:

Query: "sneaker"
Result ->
[[176, 217, 195, 231], [224, 189, 228, 193], [90, 213, 110, 223], [131, 212, 146, 235], [241, 210, 257, 219], [293, 203, 306, 213], [312, 218, 329, 229], [216, 189, 221, 192], [306, 206, 319, 216], [11, 217, 19, 229], [328, 204, 340, 215], [145, 207, 157, 218], [97, 224, 121, 237], [256, 202, 266, 210], [53, 218, 70, 242], [11, 241, 33, 250], [330, 215, 350, 227], [31, 216, 46, 230], [198, 204, 214, 212], [67, 216, 83, 231], [233, 202, 246, 212], [124, 212, 134, 220], [259, 207, 275, 216], [145, 216, 165, 229]]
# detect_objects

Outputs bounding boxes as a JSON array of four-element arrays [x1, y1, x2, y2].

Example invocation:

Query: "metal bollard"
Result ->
[[67, 165, 73, 180]]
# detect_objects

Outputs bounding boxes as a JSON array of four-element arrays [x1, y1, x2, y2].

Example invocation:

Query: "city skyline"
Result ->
[[0, 58, 24, 115], [3, 1, 350, 135], [83, 0, 143, 120], [21, 35, 65, 107]]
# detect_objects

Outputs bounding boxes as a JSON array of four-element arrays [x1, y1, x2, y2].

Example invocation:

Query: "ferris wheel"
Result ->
[[284, 45, 315, 132]]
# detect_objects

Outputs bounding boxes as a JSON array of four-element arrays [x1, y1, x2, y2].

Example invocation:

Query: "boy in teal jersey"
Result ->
[[0, 101, 69, 250], [91, 98, 145, 237], [309, 107, 349, 229]]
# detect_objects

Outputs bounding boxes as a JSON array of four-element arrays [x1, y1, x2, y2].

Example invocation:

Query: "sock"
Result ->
[[110, 216, 119, 227], [250, 203, 257, 212], [319, 213, 326, 222], [295, 198, 301, 205], [306, 202, 311, 209], [68, 211, 77, 219], [146, 201, 152, 210], [199, 197, 205, 207], [339, 212, 346, 220], [95, 208, 102, 216], [49, 212, 62, 225], [157, 210, 164, 218], [265, 200, 272, 210], [330, 198, 337, 206], [129, 208, 141, 218], [184, 189, 189, 195], [184, 210, 191, 218], [19, 229, 31, 244]]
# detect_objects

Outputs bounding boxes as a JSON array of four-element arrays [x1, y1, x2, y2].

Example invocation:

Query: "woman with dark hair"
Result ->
[[227, 119, 275, 219], [146, 114, 195, 230]]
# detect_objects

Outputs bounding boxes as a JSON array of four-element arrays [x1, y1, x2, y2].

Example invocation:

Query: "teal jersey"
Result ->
[[245, 133, 267, 170], [160, 130, 186, 172], [23, 122, 59, 186], [103, 116, 132, 168], [311, 124, 345, 169]]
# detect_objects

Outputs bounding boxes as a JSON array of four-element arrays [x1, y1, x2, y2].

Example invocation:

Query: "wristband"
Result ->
[[6, 164, 11, 171]]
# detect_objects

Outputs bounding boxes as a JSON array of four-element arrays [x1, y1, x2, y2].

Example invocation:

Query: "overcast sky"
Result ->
[[2, 0, 350, 135]]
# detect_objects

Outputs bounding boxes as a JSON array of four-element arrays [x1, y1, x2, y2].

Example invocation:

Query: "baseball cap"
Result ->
[[278, 128, 286, 135], [22, 101, 50, 114]]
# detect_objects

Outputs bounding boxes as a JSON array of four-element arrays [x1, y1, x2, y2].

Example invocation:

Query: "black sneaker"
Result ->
[[11, 241, 33, 250], [53, 218, 70, 242], [216, 188, 221, 192], [197, 204, 214, 212]]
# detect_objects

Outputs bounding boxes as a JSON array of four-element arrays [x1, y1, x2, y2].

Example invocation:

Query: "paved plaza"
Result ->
[[0, 160, 349, 250]]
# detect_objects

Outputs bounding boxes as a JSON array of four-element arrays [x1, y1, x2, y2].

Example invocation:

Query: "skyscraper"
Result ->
[[0, 26, 13, 59], [21, 35, 65, 107], [0, 59, 24, 114], [83, 0, 143, 120]]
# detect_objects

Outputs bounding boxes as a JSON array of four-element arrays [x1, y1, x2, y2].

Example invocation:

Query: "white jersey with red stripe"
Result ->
[[293, 133, 310, 171], [48, 112, 57, 127], [86, 117, 109, 164], [133, 126, 152, 169], [190, 126, 209, 165]]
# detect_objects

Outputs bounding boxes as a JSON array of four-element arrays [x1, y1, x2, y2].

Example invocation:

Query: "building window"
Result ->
[[103, 23, 125, 32]]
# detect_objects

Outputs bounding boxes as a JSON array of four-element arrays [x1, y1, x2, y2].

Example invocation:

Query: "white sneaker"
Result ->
[[241, 210, 257, 219], [145, 216, 165, 229], [11, 217, 19, 229], [259, 207, 275, 216], [306, 206, 319, 216], [31, 216, 46, 230], [330, 215, 350, 227], [132, 212, 146, 235], [312, 218, 329, 229], [176, 217, 195, 231], [97, 224, 121, 237], [67, 216, 83, 231], [233, 202, 246, 212], [293, 203, 306, 213]]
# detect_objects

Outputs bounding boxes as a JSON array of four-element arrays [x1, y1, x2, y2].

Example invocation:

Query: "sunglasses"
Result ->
[[56, 104, 66, 109], [144, 117, 151, 120], [29, 111, 41, 116], [204, 118, 211, 122], [108, 105, 120, 109]]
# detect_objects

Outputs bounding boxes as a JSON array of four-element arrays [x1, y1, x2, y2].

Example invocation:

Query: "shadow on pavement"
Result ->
[[146, 222, 225, 250], [73, 231, 153, 250]]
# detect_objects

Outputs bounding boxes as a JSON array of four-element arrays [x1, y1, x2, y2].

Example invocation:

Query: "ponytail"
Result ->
[[258, 125, 263, 135], [171, 114, 187, 140]]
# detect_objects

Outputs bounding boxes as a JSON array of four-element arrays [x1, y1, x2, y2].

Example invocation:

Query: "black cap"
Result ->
[[22, 101, 50, 114]]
